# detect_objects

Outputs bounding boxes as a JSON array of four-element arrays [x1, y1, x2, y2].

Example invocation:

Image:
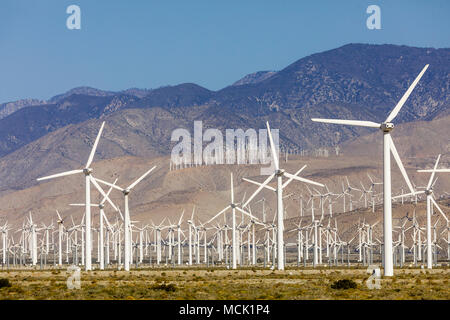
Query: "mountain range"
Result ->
[[0, 43, 448, 194]]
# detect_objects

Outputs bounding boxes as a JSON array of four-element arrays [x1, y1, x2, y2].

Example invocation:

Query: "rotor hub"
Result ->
[[99, 204, 105, 209], [381, 122, 394, 132], [83, 168, 93, 175], [275, 169, 285, 177], [123, 189, 130, 195]]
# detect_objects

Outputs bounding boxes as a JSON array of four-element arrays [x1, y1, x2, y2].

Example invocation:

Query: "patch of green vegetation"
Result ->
[[0, 278, 11, 288], [331, 279, 357, 290], [151, 283, 177, 292]]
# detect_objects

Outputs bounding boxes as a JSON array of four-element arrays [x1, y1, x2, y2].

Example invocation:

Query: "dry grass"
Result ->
[[0, 267, 448, 300]]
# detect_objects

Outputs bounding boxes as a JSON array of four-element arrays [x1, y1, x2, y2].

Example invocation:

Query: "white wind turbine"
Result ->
[[312, 64, 429, 275], [367, 174, 383, 212], [69, 179, 118, 270], [174, 210, 185, 265], [27, 212, 38, 266], [416, 154, 450, 269], [345, 177, 362, 211], [1, 223, 10, 265], [55, 210, 66, 266], [205, 172, 260, 269], [94, 166, 157, 271], [150, 218, 166, 265], [36, 121, 106, 271], [187, 207, 196, 266], [242, 121, 324, 270]]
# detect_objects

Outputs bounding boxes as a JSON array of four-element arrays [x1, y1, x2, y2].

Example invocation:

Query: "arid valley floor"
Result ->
[[0, 267, 449, 300]]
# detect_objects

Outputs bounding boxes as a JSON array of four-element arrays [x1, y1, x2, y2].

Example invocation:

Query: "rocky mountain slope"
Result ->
[[232, 71, 277, 86], [0, 44, 448, 161], [0, 99, 47, 120]]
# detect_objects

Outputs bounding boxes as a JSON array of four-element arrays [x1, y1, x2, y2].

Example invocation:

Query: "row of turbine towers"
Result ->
[[1, 191, 449, 271]]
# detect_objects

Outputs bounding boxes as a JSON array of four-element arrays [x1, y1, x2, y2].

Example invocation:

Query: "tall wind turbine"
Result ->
[[69, 178, 118, 270], [417, 154, 450, 269], [36, 121, 106, 271], [205, 172, 260, 269], [242, 121, 324, 270], [55, 210, 66, 266], [311, 64, 429, 276], [94, 165, 157, 271]]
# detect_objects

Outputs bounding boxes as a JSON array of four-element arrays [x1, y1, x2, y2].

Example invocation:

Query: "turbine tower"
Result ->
[[311, 64, 429, 276]]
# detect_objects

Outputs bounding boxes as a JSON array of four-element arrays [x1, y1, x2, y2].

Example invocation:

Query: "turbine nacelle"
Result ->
[[83, 168, 93, 175], [381, 122, 394, 132]]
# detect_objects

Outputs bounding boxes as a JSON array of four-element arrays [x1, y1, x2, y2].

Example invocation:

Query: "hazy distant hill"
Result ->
[[0, 98, 47, 120], [48, 86, 117, 103], [232, 71, 277, 86]]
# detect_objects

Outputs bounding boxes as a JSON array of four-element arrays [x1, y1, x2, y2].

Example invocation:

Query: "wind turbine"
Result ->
[[175, 210, 185, 265], [36, 121, 106, 271], [69, 178, 118, 269], [242, 121, 324, 270], [94, 165, 157, 271], [311, 64, 429, 276], [55, 210, 67, 266], [28, 212, 38, 266], [416, 154, 450, 269], [187, 207, 196, 266], [205, 172, 259, 269]]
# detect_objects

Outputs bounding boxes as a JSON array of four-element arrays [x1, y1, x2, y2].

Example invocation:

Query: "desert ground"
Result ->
[[0, 267, 448, 300]]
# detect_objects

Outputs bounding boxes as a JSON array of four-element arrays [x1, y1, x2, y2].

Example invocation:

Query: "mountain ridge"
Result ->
[[0, 43, 448, 193]]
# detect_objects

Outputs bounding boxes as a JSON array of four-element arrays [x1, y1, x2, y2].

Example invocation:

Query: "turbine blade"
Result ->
[[102, 211, 112, 230], [385, 64, 429, 123], [266, 122, 279, 170], [127, 166, 157, 191], [282, 165, 307, 189], [37, 169, 84, 181], [100, 178, 118, 205], [178, 210, 184, 226], [86, 121, 105, 168], [418, 169, 450, 173], [427, 154, 441, 190], [206, 205, 231, 225], [392, 190, 424, 199], [90, 176, 119, 211], [430, 197, 449, 223], [235, 206, 260, 222], [243, 177, 276, 192], [56, 210, 62, 221], [311, 118, 380, 128], [94, 177, 124, 192], [69, 204, 95, 207], [388, 135, 415, 194], [284, 172, 324, 188], [242, 173, 276, 208], [191, 206, 195, 221], [118, 208, 124, 221]]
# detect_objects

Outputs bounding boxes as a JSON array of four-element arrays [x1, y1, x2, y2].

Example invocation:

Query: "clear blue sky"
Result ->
[[0, 0, 448, 102]]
